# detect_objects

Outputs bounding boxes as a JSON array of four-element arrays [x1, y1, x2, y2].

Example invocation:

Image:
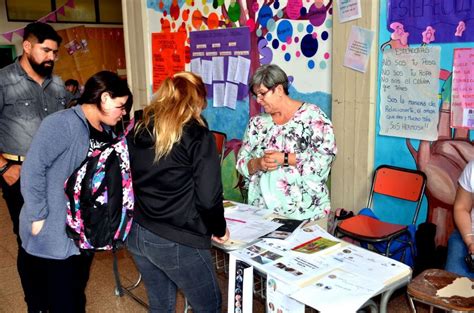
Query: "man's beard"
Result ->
[[29, 56, 54, 77]]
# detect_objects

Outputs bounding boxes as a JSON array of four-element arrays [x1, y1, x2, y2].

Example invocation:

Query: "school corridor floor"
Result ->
[[0, 194, 432, 312]]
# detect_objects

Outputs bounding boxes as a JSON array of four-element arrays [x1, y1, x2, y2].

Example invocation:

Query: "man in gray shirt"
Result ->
[[0, 22, 68, 313]]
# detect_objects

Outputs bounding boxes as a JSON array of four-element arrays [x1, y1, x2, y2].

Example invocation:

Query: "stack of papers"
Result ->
[[223, 204, 412, 312], [216, 202, 281, 250]]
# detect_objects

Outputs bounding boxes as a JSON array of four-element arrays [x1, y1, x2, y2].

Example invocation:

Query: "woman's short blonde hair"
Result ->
[[135, 72, 207, 161]]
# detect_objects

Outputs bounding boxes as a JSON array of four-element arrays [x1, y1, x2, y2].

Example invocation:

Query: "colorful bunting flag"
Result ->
[[57, 7, 66, 16], [14, 29, 24, 38], [65, 0, 75, 9], [2, 32, 13, 42], [1, 0, 75, 42]]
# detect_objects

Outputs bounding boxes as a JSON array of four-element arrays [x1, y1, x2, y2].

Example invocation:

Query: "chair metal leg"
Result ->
[[407, 293, 417, 313], [115, 273, 149, 309], [184, 297, 190, 313]]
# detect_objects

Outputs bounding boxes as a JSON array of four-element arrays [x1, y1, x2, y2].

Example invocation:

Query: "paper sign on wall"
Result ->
[[189, 27, 251, 110], [151, 32, 186, 92], [379, 46, 441, 141], [337, 0, 362, 23], [451, 48, 474, 129], [343, 26, 374, 73]]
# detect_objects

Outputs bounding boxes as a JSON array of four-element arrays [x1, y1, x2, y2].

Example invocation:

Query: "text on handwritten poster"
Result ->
[[379, 46, 441, 141]]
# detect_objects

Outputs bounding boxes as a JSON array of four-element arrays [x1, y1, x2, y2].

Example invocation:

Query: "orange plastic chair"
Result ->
[[210, 130, 226, 164], [335, 165, 427, 261]]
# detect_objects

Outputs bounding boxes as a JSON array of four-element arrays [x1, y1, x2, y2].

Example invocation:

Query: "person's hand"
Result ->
[[262, 150, 283, 171], [2, 164, 21, 186], [212, 227, 230, 244], [468, 242, 474, 254], [31, 220, 45, 236]]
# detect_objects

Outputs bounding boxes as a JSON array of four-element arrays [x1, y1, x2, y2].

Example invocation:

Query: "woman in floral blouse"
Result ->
[[236, 64, 337, 220]]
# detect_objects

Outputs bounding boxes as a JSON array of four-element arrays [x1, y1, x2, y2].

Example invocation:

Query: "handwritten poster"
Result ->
[[343, 26, 374, 73], [189, 27, 251, 109], [451, 48, 474, 129], [379, 46, 441, 141], [337, 0, 362, 23], [151, 32, 186, 92]]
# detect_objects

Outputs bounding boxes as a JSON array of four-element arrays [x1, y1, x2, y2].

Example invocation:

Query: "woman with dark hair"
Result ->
[[237, 64, 337, 220], [19, 70, 132, 312], [445, 160, 474, 278], [126, 71, 228, 312]]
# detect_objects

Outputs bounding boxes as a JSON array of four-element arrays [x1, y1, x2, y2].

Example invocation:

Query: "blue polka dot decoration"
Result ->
[[272, 39, 279, 49], [277, 20, 293, 42], [321, 31, 329, 41], [258, 5, 273, 28], [301, 34, 318, 58], [266, 33, 273, 41], [306, 24, 313, 33], [274, 1, 280, 9], [308, 60, 315, 69], [285, 53, 291, 61], [325, 19, 332, 28], [267, 19, 276, 32]]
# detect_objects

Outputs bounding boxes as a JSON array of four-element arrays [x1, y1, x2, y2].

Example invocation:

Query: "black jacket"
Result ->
[[127, 120, 226, 249]]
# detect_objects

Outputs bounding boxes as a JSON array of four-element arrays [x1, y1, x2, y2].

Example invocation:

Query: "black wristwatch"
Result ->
[[283, 152, 289, 167]]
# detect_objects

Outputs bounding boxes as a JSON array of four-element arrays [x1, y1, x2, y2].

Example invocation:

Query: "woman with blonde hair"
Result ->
[[126, 72, 229, 312]]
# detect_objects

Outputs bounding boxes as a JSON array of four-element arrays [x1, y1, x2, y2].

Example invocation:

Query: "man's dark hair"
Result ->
[[23, 22, 62, 45], [65, 79, 79, 88]]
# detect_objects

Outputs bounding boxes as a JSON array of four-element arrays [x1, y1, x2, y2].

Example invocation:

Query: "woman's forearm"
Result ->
[[453, 186, 474, 252]]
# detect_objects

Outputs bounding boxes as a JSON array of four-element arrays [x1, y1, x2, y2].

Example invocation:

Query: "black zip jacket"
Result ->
[[127, 120, 226, 249]]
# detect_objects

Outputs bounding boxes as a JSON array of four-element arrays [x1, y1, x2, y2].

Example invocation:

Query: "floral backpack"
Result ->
[[65, 126, 134, 251]]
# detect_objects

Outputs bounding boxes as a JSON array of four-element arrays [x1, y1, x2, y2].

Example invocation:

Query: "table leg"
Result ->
[[359, 299, 378, 313], [380, 288, 396, 313]]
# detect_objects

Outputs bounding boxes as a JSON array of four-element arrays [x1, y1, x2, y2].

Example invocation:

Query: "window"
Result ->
[[0, 45, 16, 69], [5, 0, 122, 24]]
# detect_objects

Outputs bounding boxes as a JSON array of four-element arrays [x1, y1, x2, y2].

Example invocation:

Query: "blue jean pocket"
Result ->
[[143, 236, 179, 270]]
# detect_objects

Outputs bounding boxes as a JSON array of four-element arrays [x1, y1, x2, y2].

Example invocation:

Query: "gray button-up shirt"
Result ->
[[0, 59, 69, 156]]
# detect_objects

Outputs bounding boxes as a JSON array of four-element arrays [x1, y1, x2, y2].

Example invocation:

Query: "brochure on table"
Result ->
[[228, 220, 411, 312], [266, 276, 305, 313], [216, 202, 282, 250], [291, 268, 384, 313]]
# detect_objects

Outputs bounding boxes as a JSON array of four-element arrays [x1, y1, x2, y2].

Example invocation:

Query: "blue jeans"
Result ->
[[445, 230, 474, 278], [126, 223, 222, 313]]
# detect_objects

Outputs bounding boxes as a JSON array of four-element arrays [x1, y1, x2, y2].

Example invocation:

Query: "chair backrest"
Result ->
[[211, 130, 227, 164], [367, 165, 427, 224]]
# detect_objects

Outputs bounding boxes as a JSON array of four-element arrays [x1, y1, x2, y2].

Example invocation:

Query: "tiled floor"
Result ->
[[0, 194, 432, 312]]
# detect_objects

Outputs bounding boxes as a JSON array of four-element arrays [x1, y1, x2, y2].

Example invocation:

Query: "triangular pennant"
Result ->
[[65, 0, 75, 8], [2, 32, 13, 42], [56, 6, 66, 16], [38, 16, 47, 23], [14, 29, 24, 38], [46, 12, 57, 22]]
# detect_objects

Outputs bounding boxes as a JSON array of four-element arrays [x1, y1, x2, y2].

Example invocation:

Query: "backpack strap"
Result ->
[[124, 118, 135, 135], [113, 249, 124, 296]]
